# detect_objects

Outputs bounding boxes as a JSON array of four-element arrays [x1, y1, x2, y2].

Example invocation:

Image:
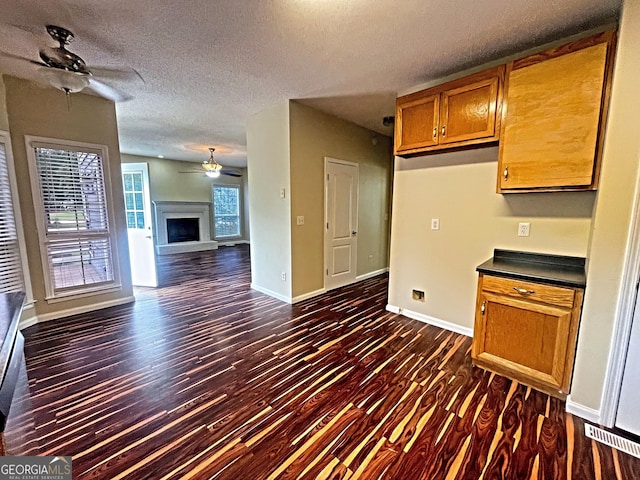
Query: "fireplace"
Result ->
[[153, 201, 218, 255], [167, 218, 200, 243]]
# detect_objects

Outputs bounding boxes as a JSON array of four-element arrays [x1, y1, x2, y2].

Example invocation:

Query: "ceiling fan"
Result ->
[[180, 148, 242, 178], [0, 24, 142, 103]]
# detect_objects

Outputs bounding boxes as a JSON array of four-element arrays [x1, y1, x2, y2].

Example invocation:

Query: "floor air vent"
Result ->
[[585, 424, 640, 459]]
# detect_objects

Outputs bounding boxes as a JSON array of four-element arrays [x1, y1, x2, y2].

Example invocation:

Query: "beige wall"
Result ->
[[571, 0, 640, 412], [3, 75, 133, 318], [121, 154, 250, 242], [388, 2, 640, 415], [0, 77, 8, 131], [247, 102, 292, 298], [388, 147, 594, 329], [289, 101, 393, 297]]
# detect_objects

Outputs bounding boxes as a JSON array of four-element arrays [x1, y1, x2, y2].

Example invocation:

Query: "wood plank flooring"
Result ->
[[5, 245, 640, 479]]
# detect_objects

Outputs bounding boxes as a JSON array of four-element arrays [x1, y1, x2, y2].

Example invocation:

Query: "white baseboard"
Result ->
[[250, 283, 292, 303], [217, 240, 250, 247], [33, 296, 136, 324], [356, 268, 389, 282], [19, 315, 38, 330], [292, 288, 326, 304], [386, 304, 473, 337], [566, 396, 602, 423], [252, 270, 387, 305], [156, 240, 218, 255]]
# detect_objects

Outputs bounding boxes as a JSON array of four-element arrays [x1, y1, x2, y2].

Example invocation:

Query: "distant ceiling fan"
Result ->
[[0, 24, 143, 103], [180, 148, 242, 178]]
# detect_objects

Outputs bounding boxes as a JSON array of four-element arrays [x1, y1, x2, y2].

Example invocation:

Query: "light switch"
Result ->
[[296, 216, 304, 226], [280, 188, 286, 199]]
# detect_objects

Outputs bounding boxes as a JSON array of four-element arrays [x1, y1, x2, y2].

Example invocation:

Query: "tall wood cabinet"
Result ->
[[395, 66, 504, 155], [497, 31, 616, 192]]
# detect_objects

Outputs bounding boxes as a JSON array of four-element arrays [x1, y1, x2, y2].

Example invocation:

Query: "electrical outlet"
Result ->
[[412, 289, 425, 302], [281, 272, 286, 281], [368, 254, 373, 263], [518, 222, 531, 237], [431, 218, 440, 230], [296, 216, 304, 226]]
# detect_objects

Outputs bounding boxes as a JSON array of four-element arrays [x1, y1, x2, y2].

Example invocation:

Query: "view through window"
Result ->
[[123, 172, 146, 229], [33, 145, 115, 295], [213, 185, 241, 238]]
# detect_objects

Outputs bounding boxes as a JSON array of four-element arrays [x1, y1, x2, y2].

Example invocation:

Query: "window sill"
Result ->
[[45, 283, 123, 304]]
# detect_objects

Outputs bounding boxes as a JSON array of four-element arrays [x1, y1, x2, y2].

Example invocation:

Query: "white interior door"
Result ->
[[122, 163, 158, 287], [325, 158, 358, 290], [616, 291, 640, 435]]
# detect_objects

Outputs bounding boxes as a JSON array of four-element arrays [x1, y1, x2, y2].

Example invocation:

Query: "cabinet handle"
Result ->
[[513, 287, 535, 295], [441, 125, 446, 137], [433, 127, 437, 139], [503, 166, 509, 180], [481, 300, 486, 314]]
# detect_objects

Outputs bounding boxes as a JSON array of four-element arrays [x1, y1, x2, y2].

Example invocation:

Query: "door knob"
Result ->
[[352, 231, 357, 236]]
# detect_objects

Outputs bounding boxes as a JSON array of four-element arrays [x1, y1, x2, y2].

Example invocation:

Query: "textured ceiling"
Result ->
[[0, 0, 621, 167]]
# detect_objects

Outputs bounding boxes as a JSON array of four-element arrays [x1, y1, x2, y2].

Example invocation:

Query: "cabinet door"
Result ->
[[498, 33, 613, 192], [439, 75, 500, 145], [395, 93, 439, 153], [473, 291, 572, 394]]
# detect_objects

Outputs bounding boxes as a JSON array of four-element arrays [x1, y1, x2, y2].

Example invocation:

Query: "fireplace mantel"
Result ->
[[153, 201, 218, 255]]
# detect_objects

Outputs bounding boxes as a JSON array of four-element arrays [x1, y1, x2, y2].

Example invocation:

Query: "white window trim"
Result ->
[[25, 136, 122, 302], [0, 130, 34, 307], [212, 183, 242, 239]]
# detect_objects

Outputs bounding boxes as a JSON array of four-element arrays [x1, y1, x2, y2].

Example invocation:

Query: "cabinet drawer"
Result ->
[[481, 275, 575, 308]]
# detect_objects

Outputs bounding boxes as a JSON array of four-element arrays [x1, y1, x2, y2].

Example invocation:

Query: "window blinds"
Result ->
[[0, 142, 25, 293], [33, 146, 114, 292]]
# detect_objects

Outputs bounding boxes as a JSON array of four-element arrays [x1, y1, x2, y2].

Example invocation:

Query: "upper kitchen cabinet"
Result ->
[[497, 32, 616, 193], [395, 66, 504, 156]]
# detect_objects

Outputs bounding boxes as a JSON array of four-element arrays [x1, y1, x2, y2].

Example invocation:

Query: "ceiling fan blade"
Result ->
[[178, 171, 206, 174], [0, 50, 47, 67], [87, 77, 133, 103], [221, 169, 243, 177], [90, 66, 145, 84]]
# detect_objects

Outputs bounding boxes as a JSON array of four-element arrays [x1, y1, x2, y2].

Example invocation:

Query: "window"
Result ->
[[28, 140, 118, 298], [213, 185, 241, 238], [123, 172, 146, 229], [0, 139, 24, 293]]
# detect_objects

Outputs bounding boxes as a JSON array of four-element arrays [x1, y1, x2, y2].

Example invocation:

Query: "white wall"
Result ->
[[246, 102, 292, 299], [571, 0, 640, 413]]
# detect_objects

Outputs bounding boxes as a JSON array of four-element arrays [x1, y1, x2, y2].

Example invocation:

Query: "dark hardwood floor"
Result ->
[[5, 245, 640, 479]]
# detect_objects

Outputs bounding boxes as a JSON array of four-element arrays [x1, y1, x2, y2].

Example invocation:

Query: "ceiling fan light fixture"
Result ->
[[202, 147, 223, 177], [39, 67, 90, 94]]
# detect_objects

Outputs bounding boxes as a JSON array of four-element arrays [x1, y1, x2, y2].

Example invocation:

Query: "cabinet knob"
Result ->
[[481, 300, 486, 314], [513, 287, 535, 295], [433, 127, 437, 139], [503, 166, 509, 180], [441, 125, 446, 137]]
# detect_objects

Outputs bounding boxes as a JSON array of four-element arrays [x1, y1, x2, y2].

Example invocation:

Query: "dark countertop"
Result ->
[[476, 249, 587, 289]]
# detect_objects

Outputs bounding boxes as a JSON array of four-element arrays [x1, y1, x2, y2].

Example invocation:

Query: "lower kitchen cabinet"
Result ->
[[472, 273, 583, 399]]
